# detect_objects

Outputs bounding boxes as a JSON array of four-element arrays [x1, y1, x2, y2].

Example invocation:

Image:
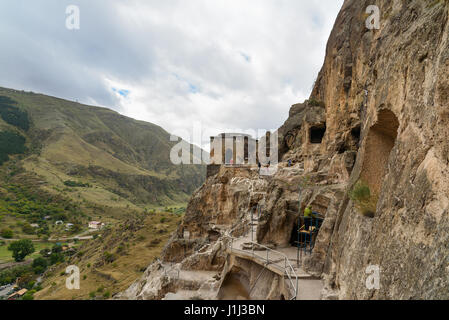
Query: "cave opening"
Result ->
[[217, 267, 250, 300], [208, 230, 220, 242], [360, 109, 399, 210], [351, 125, 361, 145], [289, 222, 299, 247], [338, 144, 348, 154], [310, 125, 326, 144]]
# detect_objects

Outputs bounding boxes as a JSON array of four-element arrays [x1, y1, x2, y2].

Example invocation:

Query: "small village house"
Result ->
[[88, 221, 103, 230], [7, 288, 28, 300]]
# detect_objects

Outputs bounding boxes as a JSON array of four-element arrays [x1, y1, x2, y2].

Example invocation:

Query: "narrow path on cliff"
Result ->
[[227, 210, 323, 300]]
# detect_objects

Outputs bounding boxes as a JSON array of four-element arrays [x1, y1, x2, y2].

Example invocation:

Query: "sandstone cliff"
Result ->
[[120, 0, 449, 300], [117, 167, 273, 299], [309, 0, 449, 299]]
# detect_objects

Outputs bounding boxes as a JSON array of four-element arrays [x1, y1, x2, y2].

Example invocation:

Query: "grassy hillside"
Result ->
[[0, 87, 206, 208], [0, 87, 204, 300], [34, 212, 181, 300], [0, 167, 116, 243]]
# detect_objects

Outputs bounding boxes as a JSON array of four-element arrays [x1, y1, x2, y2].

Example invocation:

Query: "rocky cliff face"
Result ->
[[312, 0, 449, 300], [261, 0, 449, 299], [117, 166, 272, 299], [121, 0, 449, 300], [161, 167, 268, 268]]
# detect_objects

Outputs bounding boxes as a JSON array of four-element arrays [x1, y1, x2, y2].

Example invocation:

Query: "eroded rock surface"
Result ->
[[312, 0, 449, 300], [120, 0, 449, 300], [117, 167, 271, 299], [257, 0, 449, 300]]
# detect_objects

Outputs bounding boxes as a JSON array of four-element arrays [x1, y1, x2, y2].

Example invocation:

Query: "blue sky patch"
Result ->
[[112, 87, 130, 98], [188, 83, 199, 94], [240, 52, 251, 62]]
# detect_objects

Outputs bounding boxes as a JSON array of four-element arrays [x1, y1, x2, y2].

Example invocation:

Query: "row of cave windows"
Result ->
[[220, 124, 361, 162], [222, 126, 326, 162]]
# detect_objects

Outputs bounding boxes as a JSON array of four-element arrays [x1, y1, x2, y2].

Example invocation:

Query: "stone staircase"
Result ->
[[227, 205, 323, 300]]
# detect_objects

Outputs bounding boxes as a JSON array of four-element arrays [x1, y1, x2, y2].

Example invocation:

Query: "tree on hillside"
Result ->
[[22, 223, 35, 235], [7, 239, 35, 262], [1, 228, 14, 239], [0, 131, 27, 165], [32, 257, 48, 274], [49, 252, 65, 265]]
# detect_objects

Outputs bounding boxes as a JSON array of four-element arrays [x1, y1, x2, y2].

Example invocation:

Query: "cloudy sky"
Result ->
[[0, 0, 343, 147]]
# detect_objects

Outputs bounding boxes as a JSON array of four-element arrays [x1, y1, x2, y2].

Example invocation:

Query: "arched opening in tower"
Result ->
[[225, 148, 233, 164]]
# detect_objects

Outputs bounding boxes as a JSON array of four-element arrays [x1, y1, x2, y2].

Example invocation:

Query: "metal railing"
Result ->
[[224, 205, 298, 300], [227, 236, 298, 300], [248, 267, 267, 296], [295, 216, 324, 263], [250, 204, 263, 220]]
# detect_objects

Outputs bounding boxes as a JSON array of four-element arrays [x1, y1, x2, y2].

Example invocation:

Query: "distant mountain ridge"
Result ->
[[0, 87, 206, 207]]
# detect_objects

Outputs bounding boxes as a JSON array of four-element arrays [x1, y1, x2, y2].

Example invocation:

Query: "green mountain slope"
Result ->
[[0, 87, 206, 211]]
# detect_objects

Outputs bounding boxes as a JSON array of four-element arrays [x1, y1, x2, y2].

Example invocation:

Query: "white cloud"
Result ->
[[0, 0, 344, 148]]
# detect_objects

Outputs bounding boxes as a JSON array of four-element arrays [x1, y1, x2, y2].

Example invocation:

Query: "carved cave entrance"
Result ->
[[310, 124, 326, 144], [360, 109, 399, 204], [289, 221, 300, 247], [351, 125, 361, 145], [217, 267, 250, 300]]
